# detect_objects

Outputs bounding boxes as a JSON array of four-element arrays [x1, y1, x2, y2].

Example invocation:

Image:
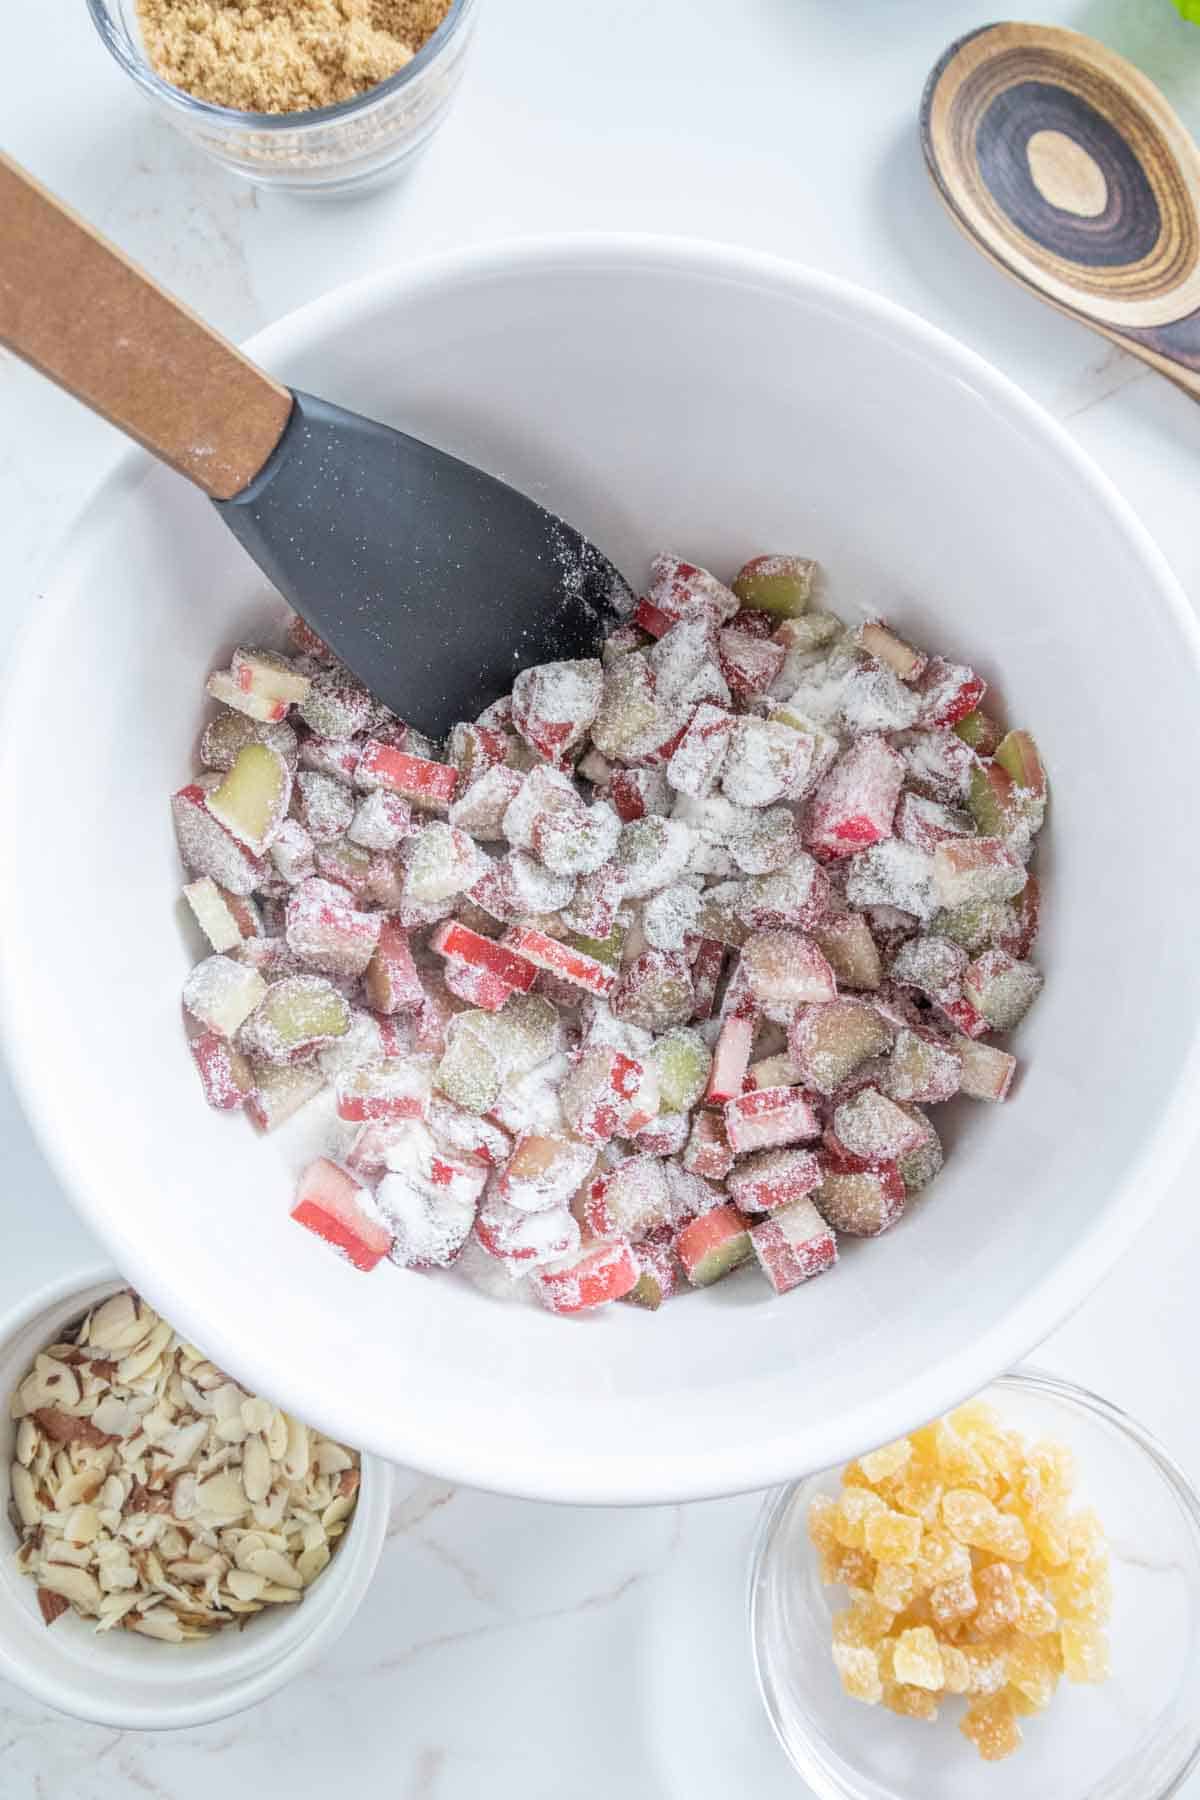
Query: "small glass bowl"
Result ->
[[86, 0, 479, 193], [749, 1369, 1200, 1800]]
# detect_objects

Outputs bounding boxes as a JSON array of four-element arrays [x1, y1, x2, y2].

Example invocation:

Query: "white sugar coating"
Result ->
[[649, 616, 718, 698], [671, 790, 750, 844], [455, 1234, 539, 1304], [513, 658, 603, 732], [845, 839, 938, 922], [832, 1086, 919, 1159], [173, 790, 263, 895], [728, 806, 802, 875], [449, 765, 525, 839], [578, 998, 655, 1062], [270, 818, 316, 885], [535, 800, 621, 876], [895, 728, 974, 803], [780, 642, 858, 728], [501, 764, 579, 850], [678, 659, 732, 710], [489, 1053, 571, 1137], [890, 934, 968, 1000], [720, 717, 815, 808], [182, 954, 266, 1037], [504, 849, 576, 915], [662, 1160, 725, 1224], [837, 661, 922, 734], [200, 710, 298, 773], [666, 704, 733, 798], [348, 790, 407, 851], [603, 1153, 671, 1235], [643, 881, 704, 950], [503, 1133, 595, 1212], [377, 1168, 476, 1269], [616, 816, 693, 898], [735, 858, 824, 927], [316, 1008, 388, 1080], [296, 770, 355, 843]]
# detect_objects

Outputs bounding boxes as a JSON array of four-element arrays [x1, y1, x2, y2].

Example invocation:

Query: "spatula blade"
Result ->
[[216, 391, 633, 738]]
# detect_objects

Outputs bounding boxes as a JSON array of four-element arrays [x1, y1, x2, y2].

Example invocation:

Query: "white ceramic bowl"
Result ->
[[0, 1268, 392, 1728], [3, 239, 1199, 1506]]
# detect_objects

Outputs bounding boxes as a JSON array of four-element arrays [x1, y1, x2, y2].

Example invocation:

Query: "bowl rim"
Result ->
[[84, 0, 477, 132], [0, 1264, 393, 1728], [747, 1365, 1200, 1800], [3, 234, 1200, 1505]]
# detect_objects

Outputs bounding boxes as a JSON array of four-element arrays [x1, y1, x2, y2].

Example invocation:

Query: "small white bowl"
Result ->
[[0, 1267, 392, 1729]]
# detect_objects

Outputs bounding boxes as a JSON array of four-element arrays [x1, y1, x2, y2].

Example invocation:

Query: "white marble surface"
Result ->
[[3, 0, 1200, 1791]]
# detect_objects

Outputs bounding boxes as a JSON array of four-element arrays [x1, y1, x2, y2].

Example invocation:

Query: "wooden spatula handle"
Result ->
[[0, 155, 292, 500]]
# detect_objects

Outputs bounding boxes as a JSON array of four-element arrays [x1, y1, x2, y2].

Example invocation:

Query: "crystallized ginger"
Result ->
[[808, 1399, 1111, 1761]]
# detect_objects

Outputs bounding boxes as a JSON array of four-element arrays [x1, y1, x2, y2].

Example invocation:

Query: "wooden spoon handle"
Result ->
[[0, 155, 292, 500]]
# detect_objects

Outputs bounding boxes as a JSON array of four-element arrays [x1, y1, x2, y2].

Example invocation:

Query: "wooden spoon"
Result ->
[[920, 22, 1200, 402]]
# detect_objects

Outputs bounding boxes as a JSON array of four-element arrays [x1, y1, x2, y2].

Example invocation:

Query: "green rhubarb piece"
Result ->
[[650, 1027, 712, 1113], [690, 1234, 753, 1287], [492, 992, 561, 1074], [436, 1018, 504, 1113], [954, 709, 1002, 754], [731, 554, 817, 618], [566, 923, 626, 969], [931, 899, 1016, 955]]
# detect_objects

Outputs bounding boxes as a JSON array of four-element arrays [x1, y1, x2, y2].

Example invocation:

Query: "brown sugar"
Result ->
[[136, 0, 454, 115]]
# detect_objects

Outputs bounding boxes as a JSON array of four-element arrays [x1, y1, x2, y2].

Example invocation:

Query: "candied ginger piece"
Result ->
[[833, 1595, 894, 1647], [830, 1546, 876, 1591], [1048, 1559, 1112, 1625], [940, 1644, 971, 1694], [864, 1509, 922, 1566], [960, 1691, 1022, 1762], [893, 1625, 944, 1691], [1028, 1504, 1073, 1569], [859, 1438, 914, 1485], [873, 1563, 914, 1613], [1060, 1620, 1110, 1684], [1016, 1438, 1077, 1514], [834, 1488, 888, 1549], [929, 1572, 977, 1629], [1012, 1571, 1058, 1637], [832, 1642, 884, 1705], [931, 1422, 991, 1490], [808, 1494, 839, 1554], [913, 1527, 972, 1593], [960, 1642, 1008, 1697], [980, 1511, 1031, 1562], [974, 1562, 1021, 1637], [892, 1463, 943, 1523], [1004, 1633, 1060, 1709], [948, 1399, 1002, 1440], [942, 1487, 998, 1546], [884, 1684, 939, 1722]]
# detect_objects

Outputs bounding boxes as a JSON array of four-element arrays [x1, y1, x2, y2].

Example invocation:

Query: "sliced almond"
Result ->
[[282, 1417, 310, 1485], [225, 1568, 267, 1602], [40, 1564, 102, 1615], [316, 1440, 354, 1476], [266, 1409, 288, 1461], [64, 1504, 100, 1546], [15, 1418, 39, 1467], [86, 1293, 142, 1352], [11, 1463, 41, 1528], [297, 1542, 330, 1585], [241, 1434, 271, 1505], [240, 1397, 274, 1435], [130, 1609, 184, 1643], [116, 1320, 173, 1386]]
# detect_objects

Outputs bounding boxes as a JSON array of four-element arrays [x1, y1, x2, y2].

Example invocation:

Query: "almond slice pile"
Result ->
[[9, 1290, 359, 1640]]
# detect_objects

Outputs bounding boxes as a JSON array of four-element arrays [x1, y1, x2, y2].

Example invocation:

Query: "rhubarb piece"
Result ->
[[357, 741, 459, 811], [856, 620, 927, 682], [200, 711, 297, 774], [721, 717, 817, 808], [814, 1157, 905, 1237], [431, 920, 535, 994], [611, 950, 694, 1031], [896, 1109, 943, 1192], [934, 994, 990, 1040], [615, 816, 692, 898], [666, 703, 735, 797], [188, 1030, 254, 1110], [933, 839, 1026, 910], [642, 882, 703, 951], [501, 926, 616, 998], [470, 851, 575, 923], [717, 628, 786, 698], [890, 934, 968, 1004], [449, 765, 525, 840], [580, 1156, 672, 1240], [917, 656, 985, 728], [881, 1029, 962, 1105], [735, 860, 833, 932], [299, 734, 363, 785], [957, 1037, 1017, 1102], [648, 1026, 711, 1113], [845, 839, 938, 923], [812, 913, 882, 991], [773, 611, 843, 658], [172, 784, 267, 896], [242, 975, 351, 1063], [608, 767, 670, 822], [724, 1085, 820, 1154], [732, 554, 817, 617], [745, 1052, 803, 1089], [728, 1147, 822, 1214], [727, 806, 803, 875], [590, 653, 661, 762], [963, 949, 1043, 1031], [895, 727, 975, 804], [295, 770, 355, 843], [622, 1233, 680, 1310], [335, 1058, 433, 1122], [689, 936, 726, 1020], [475, 1193, 580, 1268], [348, 790, 412, 851], [742, 930, 837, 1016], [207, 649, 309, 723], [806, 736, 904, 857], [183, 955, 267, 1040], [683, 1108, 735, 1178], [511, 658, 603, 762], [502, 764, 579, 850], [427, 1097, 513, 1166], [447, 720, 514, 785], [930, 897, 1017, 956], [705, 1013, 755, 1106], [561, 862, 624, 940], [292, 1159, 391, 1272], [894, 792, 973, 856], [750, 1198, 837, 1292], [376, 1165, 479, 1270], [648, 554, 740, 626], [285, 877, 381, 978], [314, 837, 374, 897], [491, 993, 563, 1075], [534, 801, 621, 876], [532, 1241, 639, 1314], [436, 1012, 508, 1113], [293, 667, 371, 740], [403, 823, 488, 906], [633, 1111, 690, 1156], [677, 1203, 753, 1287], [183, 876, 261, 954], [789, 999, 893, 1095], [317, 1008, 395, 1082], [995, 729, 1047, 805], [952, 708, 1002, 756], [837, 662, 922, 734], [246, 1059, 325, 1131], [499, 1131, 597, 1213], [561, 1046, 658, 1143], [270, 819, 316, 887], [696, 881, 751, 948], [830, 1087, 931, 1164]]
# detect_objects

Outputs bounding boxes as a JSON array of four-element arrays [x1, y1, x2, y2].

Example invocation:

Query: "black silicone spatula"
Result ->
[[0, 155, 631, 737]]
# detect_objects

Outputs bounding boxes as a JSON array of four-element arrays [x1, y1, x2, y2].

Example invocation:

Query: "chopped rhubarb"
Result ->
[[677, 1203, 753, 1287], [292, 1159, 391, 1272], [357, 741, 459, 810], [532, 1241, 639, 1314], [750, 1199, 837, 1293], [724, 1084, 820, 1154], [501, 926, 616, 998]]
